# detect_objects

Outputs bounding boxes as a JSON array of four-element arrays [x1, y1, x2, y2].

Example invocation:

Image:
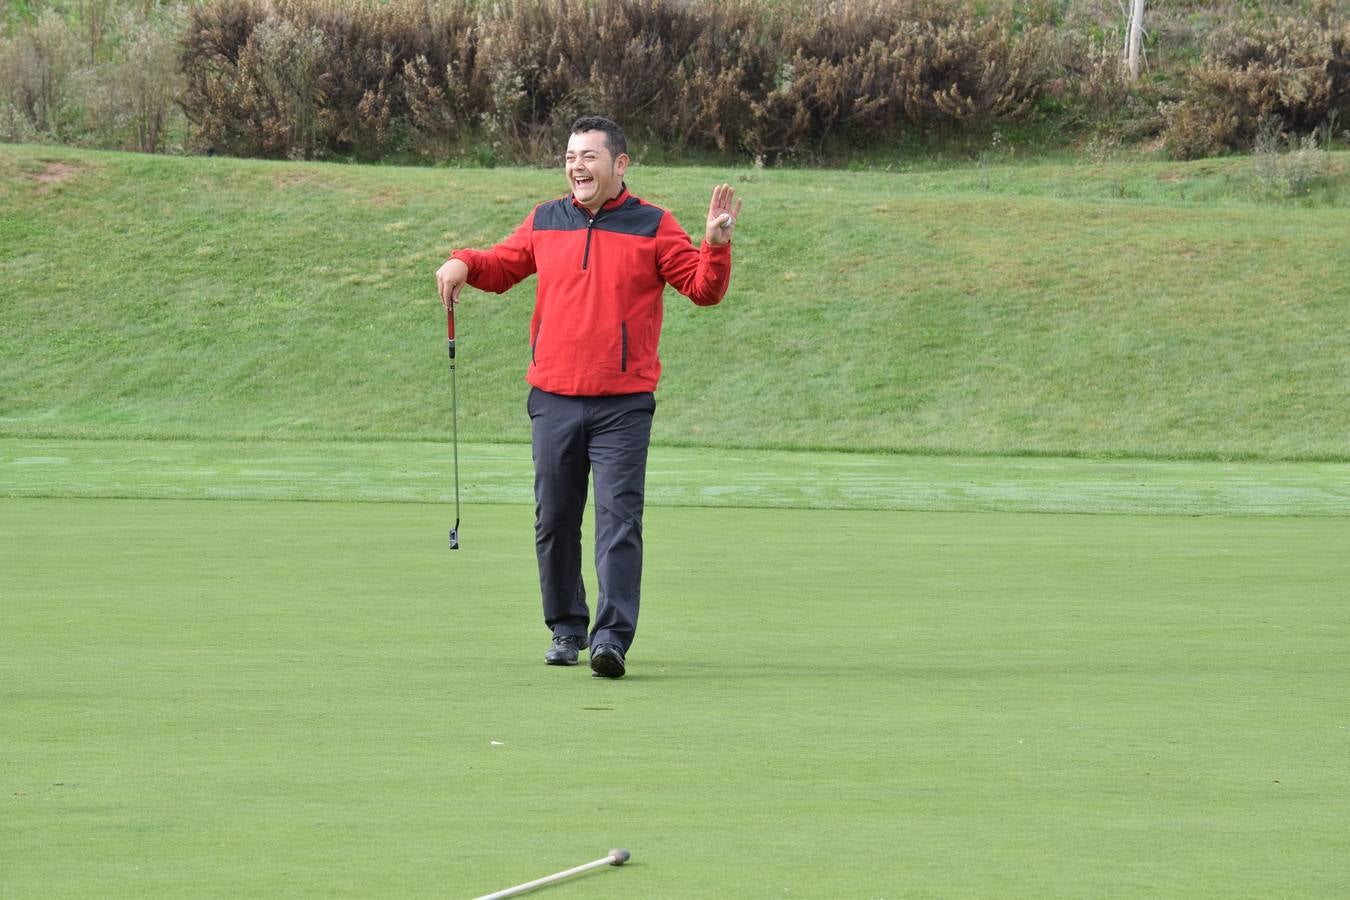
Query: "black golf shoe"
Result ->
[[545, 634, 586, 666], [589, 643, 626, 679]]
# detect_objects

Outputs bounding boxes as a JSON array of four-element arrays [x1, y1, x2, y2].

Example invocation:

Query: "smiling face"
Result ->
[[565, 129, 628, 214]]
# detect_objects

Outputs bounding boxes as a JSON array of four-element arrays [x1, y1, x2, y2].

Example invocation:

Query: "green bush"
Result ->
[[0, 10, 81, 139], [85, 10, 183, 153], [1252, 119, 1331, 197], [1, 6, 186, 151]]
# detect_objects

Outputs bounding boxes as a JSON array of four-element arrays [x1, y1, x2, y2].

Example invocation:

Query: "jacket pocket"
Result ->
[[531, 320, 542, 365], [620, 321, 628, 372]]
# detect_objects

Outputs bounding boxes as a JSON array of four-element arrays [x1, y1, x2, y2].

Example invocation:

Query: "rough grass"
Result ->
[[1, 143, 1347, 459]]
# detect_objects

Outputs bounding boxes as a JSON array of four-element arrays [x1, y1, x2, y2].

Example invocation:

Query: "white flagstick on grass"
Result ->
[[472, 849, 630, 900]]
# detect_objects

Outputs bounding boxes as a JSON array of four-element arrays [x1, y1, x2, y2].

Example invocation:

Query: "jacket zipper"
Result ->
[[582, 217, 594, 270], [620, 321, 628, 372]]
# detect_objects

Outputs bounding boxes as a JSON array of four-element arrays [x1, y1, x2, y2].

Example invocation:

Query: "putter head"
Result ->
[[448, 527, 459, 551]]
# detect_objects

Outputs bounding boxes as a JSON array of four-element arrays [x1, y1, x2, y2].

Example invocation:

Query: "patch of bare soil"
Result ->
[[31, 161, 78, 185]]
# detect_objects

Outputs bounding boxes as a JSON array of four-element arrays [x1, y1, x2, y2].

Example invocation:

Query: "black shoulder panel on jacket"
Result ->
[[594, 198, 664, 237], [532, 195, 665, 237], [533, 198, 586, 232]]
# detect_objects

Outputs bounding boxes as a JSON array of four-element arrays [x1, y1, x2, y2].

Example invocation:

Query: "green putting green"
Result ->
[[4, 496, 1347, 897]]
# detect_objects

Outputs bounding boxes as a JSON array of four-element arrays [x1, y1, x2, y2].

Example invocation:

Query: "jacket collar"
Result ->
[[572, 183, 630, 216]]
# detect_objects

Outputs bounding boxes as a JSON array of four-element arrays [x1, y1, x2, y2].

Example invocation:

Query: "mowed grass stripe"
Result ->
[[2, 438, 1348, 515], [3, 498, 1348, 897]]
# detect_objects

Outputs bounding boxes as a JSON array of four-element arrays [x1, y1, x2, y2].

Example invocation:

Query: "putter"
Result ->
[[472, 848, 630, 900], [447, 303, 460, 550]]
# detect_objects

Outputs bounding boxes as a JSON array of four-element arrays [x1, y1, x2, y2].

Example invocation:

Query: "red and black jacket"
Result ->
[[451, 186, 731, 396]]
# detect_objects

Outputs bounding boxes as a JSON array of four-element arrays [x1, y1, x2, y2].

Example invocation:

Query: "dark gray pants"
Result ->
[[528, 387, 655, 653]]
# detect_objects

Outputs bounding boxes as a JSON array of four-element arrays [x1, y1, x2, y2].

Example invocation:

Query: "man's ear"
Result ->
[[614, 153, 630, 178]]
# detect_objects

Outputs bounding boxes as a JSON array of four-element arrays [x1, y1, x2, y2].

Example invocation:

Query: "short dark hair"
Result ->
[[571, 115, 627, 158]]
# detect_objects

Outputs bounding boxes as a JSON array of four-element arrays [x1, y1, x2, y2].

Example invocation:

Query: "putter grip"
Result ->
[[446, 307, 456, 359]]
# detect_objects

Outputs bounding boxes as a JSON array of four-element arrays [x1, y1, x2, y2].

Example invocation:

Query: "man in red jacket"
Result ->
[[436, 116, 740, 678]]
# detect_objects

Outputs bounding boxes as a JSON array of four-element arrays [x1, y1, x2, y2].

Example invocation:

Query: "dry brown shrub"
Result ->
[[296, 0, 466, 156], [738, 2, 1053, 161], [1163, 12, 1350, 159], [396, 3, 481, 158], [180, 0, 480, 158], [742, 1, 906, 160], [894, 12, 1051, 125], [663, 0, 781, 156], [469, 0, 573, 163], [179, 0, 268, 153], [167, 0, 1115, 164], [471, 0, 707, 163]]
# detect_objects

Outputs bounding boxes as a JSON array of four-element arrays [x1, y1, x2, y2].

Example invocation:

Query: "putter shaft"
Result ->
[[448, 306, 460, 550]]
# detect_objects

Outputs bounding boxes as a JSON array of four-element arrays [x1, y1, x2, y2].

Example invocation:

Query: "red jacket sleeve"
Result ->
[[449, 210, 537, 294], [654, 212, 731, 306]]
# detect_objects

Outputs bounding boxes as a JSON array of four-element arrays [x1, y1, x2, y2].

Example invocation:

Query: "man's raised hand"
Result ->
[[704, 183, 742, 246]]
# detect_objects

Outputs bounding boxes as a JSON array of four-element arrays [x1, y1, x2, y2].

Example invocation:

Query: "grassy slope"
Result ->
[[1, 144, 1347, 459], [4, 498, 1348, 898]]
